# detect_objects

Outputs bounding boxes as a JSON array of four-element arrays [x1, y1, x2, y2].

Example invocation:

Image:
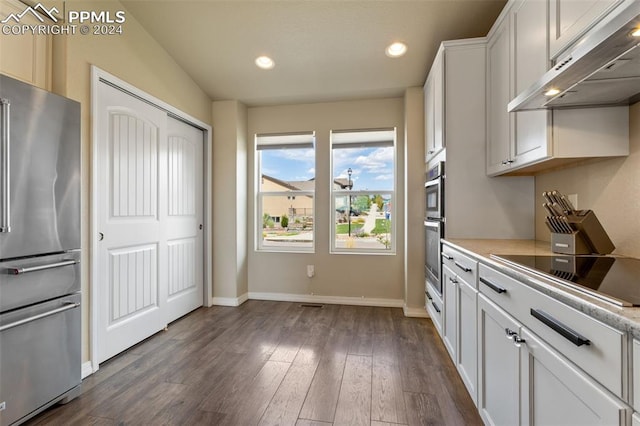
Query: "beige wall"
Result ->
[[52, 0, 212, 362], [212, 101, 249, 300], [535, 103, 640, 258], [247, 98, 405, 300], [404, 87, 426, 310]]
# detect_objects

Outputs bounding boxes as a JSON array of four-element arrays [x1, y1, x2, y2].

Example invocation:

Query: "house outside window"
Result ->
[[330, 128, 396, 254], [256, 132, 315, 252]]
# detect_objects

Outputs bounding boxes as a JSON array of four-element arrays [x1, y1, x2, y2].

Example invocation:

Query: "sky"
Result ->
[[261, 146, 394, 191]]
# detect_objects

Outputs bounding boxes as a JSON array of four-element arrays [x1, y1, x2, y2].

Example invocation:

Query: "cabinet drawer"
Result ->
[[426, 281, 443, 336], [442, 246, 477, 287], [479, 263, 625, 398], [634, 339, 640, 410]]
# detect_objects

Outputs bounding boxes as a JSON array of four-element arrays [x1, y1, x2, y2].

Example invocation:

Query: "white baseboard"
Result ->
[[403, 306, 429, 318], [248, 292, 404, 308], [81, 361, 94, 379], [211, 293, 249, 307]]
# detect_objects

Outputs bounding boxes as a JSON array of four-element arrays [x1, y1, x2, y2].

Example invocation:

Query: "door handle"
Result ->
[[0, 98, 10, 233]]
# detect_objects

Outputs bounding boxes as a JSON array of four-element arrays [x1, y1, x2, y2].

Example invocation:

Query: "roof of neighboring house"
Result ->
[[262, 175, 351, 190]]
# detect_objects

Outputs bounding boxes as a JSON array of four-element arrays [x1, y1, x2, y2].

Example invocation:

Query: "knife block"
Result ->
[[551, 232, 591, 255], [550, 210, 615, 255]]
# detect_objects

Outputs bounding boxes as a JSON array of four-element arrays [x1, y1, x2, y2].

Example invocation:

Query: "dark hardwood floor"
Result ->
[[25, 301, 481, 426]]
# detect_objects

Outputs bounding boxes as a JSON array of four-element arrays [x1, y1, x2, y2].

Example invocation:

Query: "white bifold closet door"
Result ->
[[96, 82, 203, 363]]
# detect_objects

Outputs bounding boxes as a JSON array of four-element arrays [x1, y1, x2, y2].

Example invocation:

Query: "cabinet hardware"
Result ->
[[426, 291, 433, 301], [530, 309, 590, 347], [454, 261, 472, 273], [431, 301, 441, 313], [480, 277, 507, 294], [513, 335, 526, 348], [428, 150, 435, 154], [449, 276, 458, 284], [505, 328, 518, 339], [441, 253, 453, 260]]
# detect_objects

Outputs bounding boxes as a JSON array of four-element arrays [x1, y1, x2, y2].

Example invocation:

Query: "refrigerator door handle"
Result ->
[[0, 98, 9, 233], [0, 301, 80, 332], [6, 259, 79, 275]]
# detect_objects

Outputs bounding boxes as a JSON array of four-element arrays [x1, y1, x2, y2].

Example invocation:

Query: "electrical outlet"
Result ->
[[567, 193, 578, 210], [306, 265, 315, 278]]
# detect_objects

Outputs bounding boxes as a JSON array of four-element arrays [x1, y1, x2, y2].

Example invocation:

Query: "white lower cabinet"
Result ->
[[478, 293, 631, 426], [633, 412, 640, 426], [478, 294, 522, 426], [442, 265, 457, 359], [520, 327, 630, 425], [456, 276, 478, 405]]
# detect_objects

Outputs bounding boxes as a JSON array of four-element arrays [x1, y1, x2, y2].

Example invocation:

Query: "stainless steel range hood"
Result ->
[[508, 1, 640, 112]]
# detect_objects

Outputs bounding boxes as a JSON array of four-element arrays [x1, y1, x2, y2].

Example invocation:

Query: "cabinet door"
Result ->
[[549, 0, 624, 60], [457, 278, 478, 405], [511, 0, 550, 169], [432, 51, 445, 156], [519, 328, 630, 426], [424, 75, 435, 162], [478, 294, 521, 426], [442, 265, 457, 360], [486, 18, 512, 176], [0, 0, 51, 90]]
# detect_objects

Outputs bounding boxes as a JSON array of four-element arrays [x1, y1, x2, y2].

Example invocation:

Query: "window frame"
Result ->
[[255, 132, 316, 253], [329, 128, 397, 255]]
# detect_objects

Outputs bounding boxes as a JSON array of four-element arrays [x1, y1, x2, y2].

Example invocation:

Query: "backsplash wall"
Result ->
[[535, 102, 640, 258]]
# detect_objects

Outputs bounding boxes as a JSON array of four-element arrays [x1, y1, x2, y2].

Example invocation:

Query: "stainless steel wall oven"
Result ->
[[425, 162, 445, 295]]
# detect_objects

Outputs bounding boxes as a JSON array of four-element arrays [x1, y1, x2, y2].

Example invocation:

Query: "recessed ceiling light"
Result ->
[[255, 56, 275, 70], [385, 42, 407, 58], [632, 28, 640, 37], [544, 88, 561, 97]]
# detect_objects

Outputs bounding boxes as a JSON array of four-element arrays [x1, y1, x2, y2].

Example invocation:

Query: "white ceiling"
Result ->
[[121, 0, 506, 106]]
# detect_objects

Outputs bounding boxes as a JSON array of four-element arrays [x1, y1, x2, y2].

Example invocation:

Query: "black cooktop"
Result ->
[[492, 254, 640, 307]]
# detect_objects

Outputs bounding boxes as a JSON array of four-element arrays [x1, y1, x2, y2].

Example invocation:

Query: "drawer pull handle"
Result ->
[[454, 261, 472, 273], [480, 277, 507, 294], [0, 302, 79, 332], [513, 335, 526, 348], [449, 276, 458, 284], [441, 253, 453, 260], [431, 301, 441, 314], [6, 259, 78, 275], [426, 291, 433, 301], [530, 309, 590, 347]]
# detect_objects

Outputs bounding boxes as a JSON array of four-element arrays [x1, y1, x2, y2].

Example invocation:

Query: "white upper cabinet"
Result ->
[[486, 0, 629, 177], [549, 0, 625, 60], [0, 0, 52, 90], [424, 46, 445, 162]]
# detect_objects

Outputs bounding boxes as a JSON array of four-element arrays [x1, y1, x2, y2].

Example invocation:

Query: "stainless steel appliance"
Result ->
[[425, 162, 445, 296], [509, 0, 640, 111], [0, 74, 81, 426], [493, 254, 640, 307]]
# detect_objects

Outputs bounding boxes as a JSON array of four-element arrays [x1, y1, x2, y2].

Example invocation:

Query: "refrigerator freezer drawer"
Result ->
[[0, 251, 80, 313], [0, 293, 81, 426]]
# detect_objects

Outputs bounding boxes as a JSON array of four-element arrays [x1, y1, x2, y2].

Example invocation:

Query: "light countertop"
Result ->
[[443, 238, 640, 340]]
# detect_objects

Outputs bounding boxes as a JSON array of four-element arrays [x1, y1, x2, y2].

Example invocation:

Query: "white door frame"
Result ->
[[89, 66, 213, 374]]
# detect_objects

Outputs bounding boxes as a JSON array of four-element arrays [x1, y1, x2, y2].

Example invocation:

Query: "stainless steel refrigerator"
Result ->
[[0, 74, 81, 426]]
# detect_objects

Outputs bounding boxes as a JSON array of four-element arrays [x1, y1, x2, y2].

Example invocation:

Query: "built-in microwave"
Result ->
[[425, 162, 444, 220]]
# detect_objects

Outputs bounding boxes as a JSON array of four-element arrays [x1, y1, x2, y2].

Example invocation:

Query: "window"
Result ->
[[330, 128, 396, 253], [256, 132, 315, 251]]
